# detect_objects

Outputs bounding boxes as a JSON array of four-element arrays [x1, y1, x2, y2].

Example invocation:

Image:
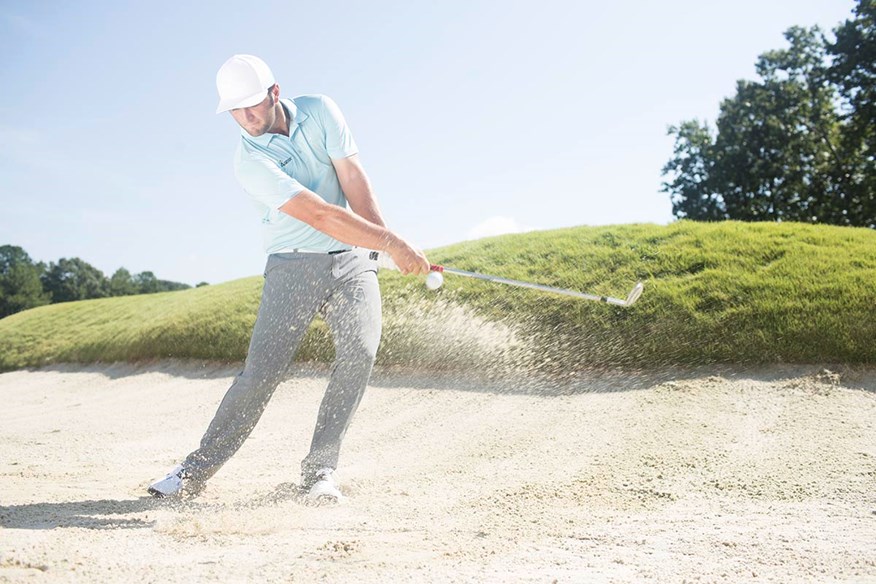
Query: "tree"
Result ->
[[713, 27, 845, 223], [0, 245, 50, 318], [155, 279, 190, 293], [134, 271, 159, 294], [109, 268, 191, 296], [2, 245, 191, 308], [41, 258, 108, 303], [827, 0, 876, 226], [132, 271, 190, 294], [109, 268, 138, 296], [662, 12, 875, 228], [661, 120, 722, 221]]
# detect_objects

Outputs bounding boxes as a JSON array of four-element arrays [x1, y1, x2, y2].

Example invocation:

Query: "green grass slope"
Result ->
[[1, 221, 873, 372]]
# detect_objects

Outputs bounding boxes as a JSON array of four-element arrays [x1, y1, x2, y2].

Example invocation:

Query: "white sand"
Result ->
[[1, 362, 874, 583]]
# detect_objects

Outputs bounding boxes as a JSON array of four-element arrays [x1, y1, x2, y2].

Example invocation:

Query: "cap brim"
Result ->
[[215, 90, 268, 114]]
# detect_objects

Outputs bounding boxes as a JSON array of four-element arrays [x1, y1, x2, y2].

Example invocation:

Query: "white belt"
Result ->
[[275, 248, 351, 255]]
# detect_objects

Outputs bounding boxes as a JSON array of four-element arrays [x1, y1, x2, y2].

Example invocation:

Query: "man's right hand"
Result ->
[[388, 237, 430, 275]]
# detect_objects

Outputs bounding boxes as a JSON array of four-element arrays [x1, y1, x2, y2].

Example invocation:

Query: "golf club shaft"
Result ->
[[375, 251, 642, 306], [430, 264, 631, 306]]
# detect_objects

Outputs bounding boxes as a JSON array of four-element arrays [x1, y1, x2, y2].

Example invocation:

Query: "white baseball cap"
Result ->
[[215, 54, 276, 114]]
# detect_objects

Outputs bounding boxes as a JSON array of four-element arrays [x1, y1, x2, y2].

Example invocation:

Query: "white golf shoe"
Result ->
[[148, 464, 201, 498], [306, 468, 344, 504]]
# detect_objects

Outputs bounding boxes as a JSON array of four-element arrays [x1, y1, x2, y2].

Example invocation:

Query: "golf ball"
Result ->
[[425, 271, 444, 290]]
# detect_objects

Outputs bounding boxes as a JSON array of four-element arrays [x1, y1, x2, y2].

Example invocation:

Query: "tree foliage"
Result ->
[[663, 2, 875, 228], [827, 0, 876, 224], [41, 258, 110, 303], [0, 246, 50, 318], [109, 268, 138, 297], [0, 245, 192, 319]]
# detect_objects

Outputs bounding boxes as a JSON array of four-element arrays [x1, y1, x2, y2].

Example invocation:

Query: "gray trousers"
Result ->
[[183, 248, 381, 486]]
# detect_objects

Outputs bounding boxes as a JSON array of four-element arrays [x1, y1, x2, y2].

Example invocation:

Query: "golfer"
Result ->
[[148, 54, 429, 502]]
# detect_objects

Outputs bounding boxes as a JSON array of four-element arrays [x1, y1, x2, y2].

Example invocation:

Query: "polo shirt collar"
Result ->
[[240, 98, 309, 145]]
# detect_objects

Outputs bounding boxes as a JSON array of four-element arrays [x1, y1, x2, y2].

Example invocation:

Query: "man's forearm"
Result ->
[[314, 204, 396, 250], [279, 182, 429, 275], [279, 189, 397, 252]]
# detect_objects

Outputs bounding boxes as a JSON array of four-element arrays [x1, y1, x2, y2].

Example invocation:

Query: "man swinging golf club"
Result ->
[[148, 54, 429, 502]]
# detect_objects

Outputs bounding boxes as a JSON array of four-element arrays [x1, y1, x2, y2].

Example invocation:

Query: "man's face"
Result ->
[[230, 89, 277, 137]]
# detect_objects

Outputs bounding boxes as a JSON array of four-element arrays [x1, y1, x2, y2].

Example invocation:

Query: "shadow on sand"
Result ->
[[0, 497, 193, 530], [0, 482, 313, 531]]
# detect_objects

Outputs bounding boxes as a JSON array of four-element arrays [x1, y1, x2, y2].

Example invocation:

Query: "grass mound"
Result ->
[[1, 221, 873, 372]]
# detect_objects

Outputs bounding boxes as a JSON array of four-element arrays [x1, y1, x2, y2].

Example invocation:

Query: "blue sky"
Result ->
[[0, 0, 857, 285]]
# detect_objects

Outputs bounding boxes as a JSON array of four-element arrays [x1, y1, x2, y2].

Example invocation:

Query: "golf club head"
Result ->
[[625, 282, 644, 306]]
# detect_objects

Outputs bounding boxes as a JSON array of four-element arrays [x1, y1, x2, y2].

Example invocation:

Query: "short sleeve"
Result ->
[[234, 149, 305, 209], [319, 95, 359, 159]]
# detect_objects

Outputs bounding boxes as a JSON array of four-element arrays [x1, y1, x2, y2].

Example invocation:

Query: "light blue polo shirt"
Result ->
[[233, 95, 358, 254]]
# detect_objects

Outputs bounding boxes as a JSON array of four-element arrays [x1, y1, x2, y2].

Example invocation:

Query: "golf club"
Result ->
[[375, 252, 644, 307]]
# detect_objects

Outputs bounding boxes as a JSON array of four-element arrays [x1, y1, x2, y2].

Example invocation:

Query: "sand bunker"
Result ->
[[1, 362, 874, 582]]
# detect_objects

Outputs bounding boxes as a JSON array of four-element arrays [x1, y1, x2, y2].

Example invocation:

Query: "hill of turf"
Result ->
[[1, 221, 874, 373]]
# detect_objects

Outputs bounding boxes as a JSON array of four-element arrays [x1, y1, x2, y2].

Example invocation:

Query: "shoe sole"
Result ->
[[147, 486, 176, 498]]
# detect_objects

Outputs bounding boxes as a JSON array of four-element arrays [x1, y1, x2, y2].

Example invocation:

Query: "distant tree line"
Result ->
[[0, 244, 202, 319], [662, 0, 875, 227]]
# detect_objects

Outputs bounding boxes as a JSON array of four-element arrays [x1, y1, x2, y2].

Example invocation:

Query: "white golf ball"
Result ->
[[425, 271, 444, 290]]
